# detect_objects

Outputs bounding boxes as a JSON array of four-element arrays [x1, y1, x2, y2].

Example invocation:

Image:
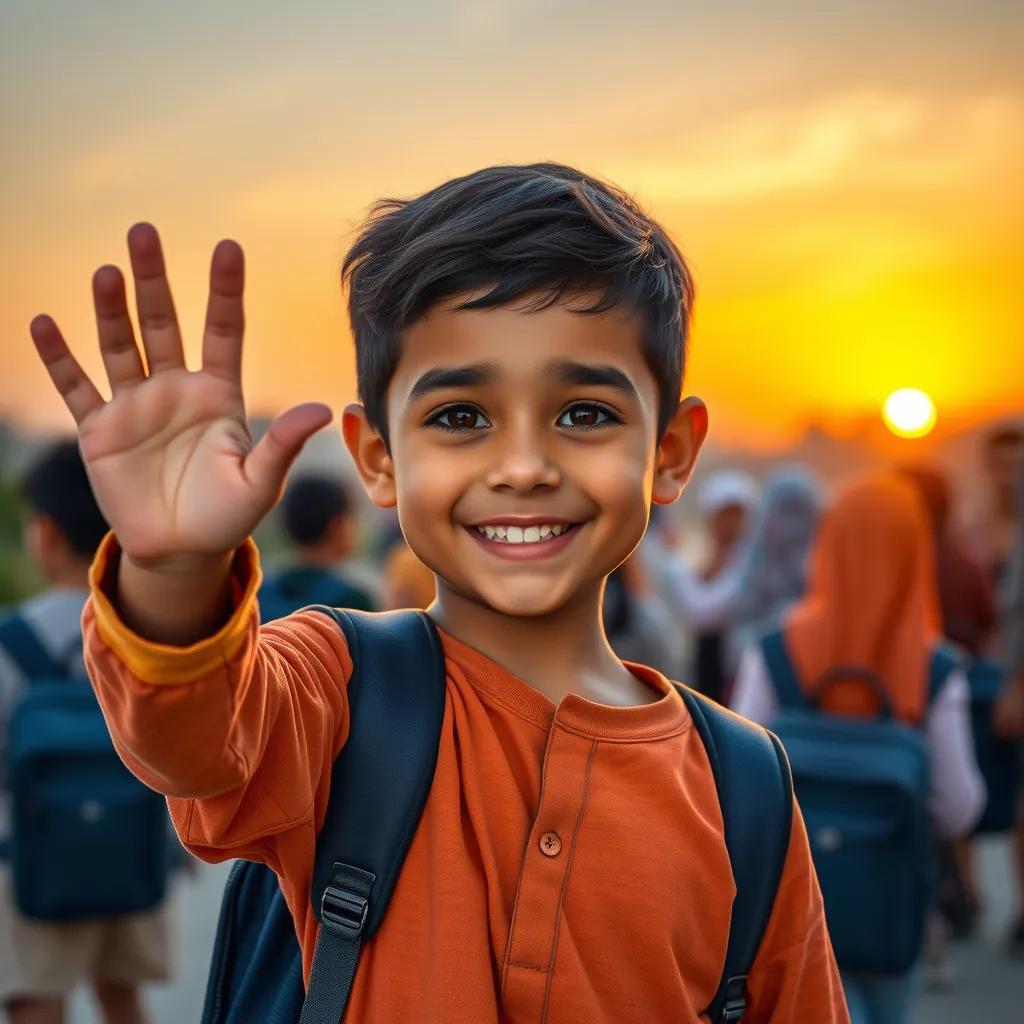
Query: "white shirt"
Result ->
[[730, 643, 987, 839]]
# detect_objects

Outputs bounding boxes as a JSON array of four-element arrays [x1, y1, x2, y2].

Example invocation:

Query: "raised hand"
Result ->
[[30, 224, 332, 570]]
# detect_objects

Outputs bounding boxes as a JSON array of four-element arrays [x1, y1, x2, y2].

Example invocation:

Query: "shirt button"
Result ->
[[539, 831, 562, 857]]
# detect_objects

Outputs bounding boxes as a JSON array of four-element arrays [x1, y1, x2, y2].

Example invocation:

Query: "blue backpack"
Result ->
[[0, 612, 170, 922], [966, 657, 1021, 834], [760, 630, 959, 974], [202, 608, 795, 1024]]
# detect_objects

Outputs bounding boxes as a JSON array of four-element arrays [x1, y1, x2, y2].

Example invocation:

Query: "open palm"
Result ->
[[30, 224, 332, 566]]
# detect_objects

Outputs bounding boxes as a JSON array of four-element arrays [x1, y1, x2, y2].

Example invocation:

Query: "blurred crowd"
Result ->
[[0, 421, 1021, 1024]]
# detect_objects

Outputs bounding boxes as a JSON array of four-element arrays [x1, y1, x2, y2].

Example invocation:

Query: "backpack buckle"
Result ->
[[320, 884, 369, 936], [720, 975, 748, 1023]]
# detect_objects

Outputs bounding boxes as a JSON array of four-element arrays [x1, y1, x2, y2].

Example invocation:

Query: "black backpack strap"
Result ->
[[0, 613, 66, 680], [759, 630, 804, 710], [298, 608, 446, 1024], [676, 686, 794, 1023]]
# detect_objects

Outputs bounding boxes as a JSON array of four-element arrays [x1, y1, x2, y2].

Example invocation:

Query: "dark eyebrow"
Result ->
[[546, 360, 639, 399], [407, 362, 500, 403]]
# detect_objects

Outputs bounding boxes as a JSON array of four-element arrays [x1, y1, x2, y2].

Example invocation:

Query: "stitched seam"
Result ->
[[500, 719, 560, 997], [553, 719, 691, 743], [541, 739, 597, 1024], [467, 684, 554, 733], [505, 959, 548, 973]]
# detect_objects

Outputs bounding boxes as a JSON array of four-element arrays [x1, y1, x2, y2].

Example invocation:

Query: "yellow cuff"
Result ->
[[88, 532, 263, 685]]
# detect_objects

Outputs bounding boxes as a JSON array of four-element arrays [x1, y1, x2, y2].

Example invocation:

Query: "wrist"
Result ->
[[121, 547, 236, 579], [114, 543, 239, 646]]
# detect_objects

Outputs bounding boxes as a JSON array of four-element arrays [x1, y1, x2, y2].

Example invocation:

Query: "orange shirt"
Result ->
[[84, 534, 848, 1024]]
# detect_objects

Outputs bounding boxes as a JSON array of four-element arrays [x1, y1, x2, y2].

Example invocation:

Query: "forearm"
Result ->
[[116, 545, 236, 646], [84, 537, 354, 820]]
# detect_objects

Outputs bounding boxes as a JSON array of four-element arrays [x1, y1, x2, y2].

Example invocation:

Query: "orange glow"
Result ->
[[0, 8, 1021, 450]]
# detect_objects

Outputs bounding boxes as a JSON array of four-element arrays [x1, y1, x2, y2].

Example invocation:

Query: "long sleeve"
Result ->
[[658, 548, 749, 630], [82, 532, 355, 870], [729, 644, 779, 724], [926, 670, 986, 838]]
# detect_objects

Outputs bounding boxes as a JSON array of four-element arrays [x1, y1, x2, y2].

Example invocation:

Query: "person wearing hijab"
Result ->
[[729, 466, 822, 669], [731, 473, 985, 1024]]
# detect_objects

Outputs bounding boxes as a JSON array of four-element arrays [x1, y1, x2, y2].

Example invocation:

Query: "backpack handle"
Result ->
[[812, 665, 893, 719]]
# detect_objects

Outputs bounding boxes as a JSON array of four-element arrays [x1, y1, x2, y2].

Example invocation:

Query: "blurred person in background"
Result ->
[[258, 474, 376, 621], [636, 504, 689, 678], [0, 441, 173, 1024], [965, 426, 1023, 597], [728, 465, 822, 667], [601, 550, 677, 677], [900, 464, 1001, 979], [648, 469, 759, 704], [731, 474, 985, 1024], [901, 465, 998, 659], [966, 425, 1024, 957]]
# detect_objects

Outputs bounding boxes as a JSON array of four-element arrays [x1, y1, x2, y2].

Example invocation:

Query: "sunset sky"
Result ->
[[2, 0, 1021, 449]]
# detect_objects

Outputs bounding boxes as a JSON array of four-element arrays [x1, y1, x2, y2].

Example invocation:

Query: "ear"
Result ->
[[342, 404, 397, 509], [652, 397, 708, 505]]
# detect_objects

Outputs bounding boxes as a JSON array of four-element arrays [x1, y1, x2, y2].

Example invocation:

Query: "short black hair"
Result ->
[[342, 163, 694, 447], [20, 440, 109, 559], [282, 475, 353, 546]]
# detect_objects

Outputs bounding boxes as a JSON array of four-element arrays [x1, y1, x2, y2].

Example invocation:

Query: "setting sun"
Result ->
[[883, 388, 937, 439]]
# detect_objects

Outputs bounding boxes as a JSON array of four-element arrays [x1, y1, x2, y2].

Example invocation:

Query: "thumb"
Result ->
[[244, 402, 333, 504]]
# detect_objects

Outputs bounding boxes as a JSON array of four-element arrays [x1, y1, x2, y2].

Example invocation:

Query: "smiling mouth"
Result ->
[[470, 523, 580, 545]]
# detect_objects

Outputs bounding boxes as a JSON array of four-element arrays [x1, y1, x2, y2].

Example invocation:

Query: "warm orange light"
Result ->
[[883, 389, 937, 438]]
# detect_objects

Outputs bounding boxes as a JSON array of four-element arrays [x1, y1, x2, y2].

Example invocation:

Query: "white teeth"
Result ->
[[474, 523, 574, 544]]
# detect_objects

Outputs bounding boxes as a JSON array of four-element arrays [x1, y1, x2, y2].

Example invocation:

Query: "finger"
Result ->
[[127, 222, 186, 372], [29, 315, 105, 424], [243, 403, 333, 503], [201, 240, 245, 383], [93, 265, 146, 391]]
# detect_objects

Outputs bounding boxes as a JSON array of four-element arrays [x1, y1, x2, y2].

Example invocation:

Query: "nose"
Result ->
[[483, 419, 561, 494]]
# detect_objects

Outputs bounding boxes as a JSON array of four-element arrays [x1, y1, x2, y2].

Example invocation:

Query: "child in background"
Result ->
[[0, 442, 173, 1024], [30, 163, 848, 1021], [259, 474, 376, 621], [731, 474, 985, 1024]]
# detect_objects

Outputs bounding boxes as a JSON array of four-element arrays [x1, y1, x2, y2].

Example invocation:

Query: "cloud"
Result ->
[[618, 90, 1021, 203]]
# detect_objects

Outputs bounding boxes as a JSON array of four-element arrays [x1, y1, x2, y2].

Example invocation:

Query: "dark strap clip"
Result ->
[[720, 975, 748, 1023], [320, 884, 369, 936]]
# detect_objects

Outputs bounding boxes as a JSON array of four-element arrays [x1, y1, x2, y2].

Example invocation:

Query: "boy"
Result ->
[[30, 163, 848, 1021], [0, 442, 172, 1024], [259, 474, 376, 621]]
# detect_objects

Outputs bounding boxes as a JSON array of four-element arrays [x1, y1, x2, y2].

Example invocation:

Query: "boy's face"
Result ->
[[345, 296, 705, 619]]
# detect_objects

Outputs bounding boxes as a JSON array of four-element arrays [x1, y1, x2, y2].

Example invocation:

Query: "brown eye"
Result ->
[[430, 405, 489, 432], [558, 404, 615, 429]]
